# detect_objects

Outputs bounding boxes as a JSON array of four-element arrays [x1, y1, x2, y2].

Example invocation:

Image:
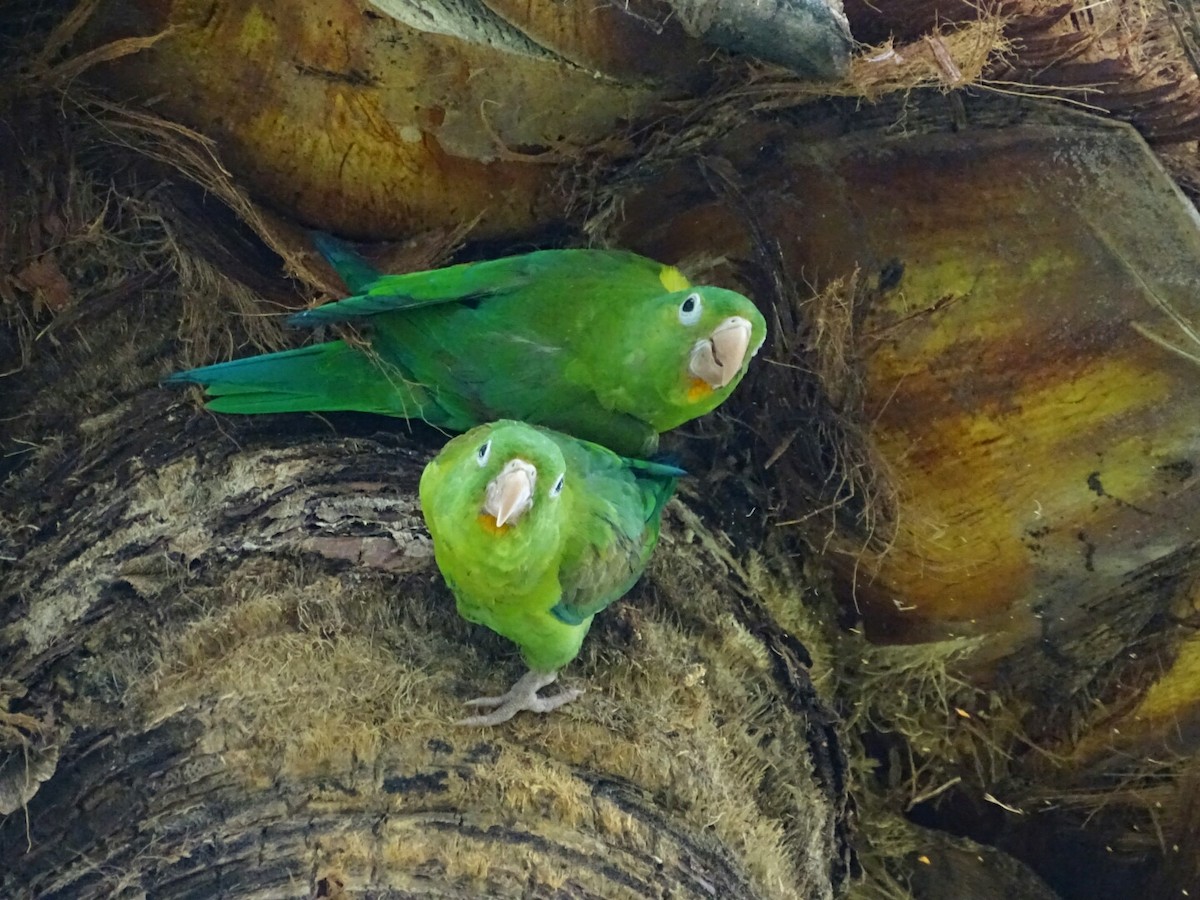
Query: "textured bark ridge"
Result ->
[[0, 379, 850, 897]]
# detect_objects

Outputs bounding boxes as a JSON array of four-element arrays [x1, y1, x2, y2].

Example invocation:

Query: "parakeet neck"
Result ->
[[453, 518, 562, 595]]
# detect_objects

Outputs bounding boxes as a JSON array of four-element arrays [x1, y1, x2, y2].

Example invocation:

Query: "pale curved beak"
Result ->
[[688, 316, 754, 389], [483, 459, 537, 527]]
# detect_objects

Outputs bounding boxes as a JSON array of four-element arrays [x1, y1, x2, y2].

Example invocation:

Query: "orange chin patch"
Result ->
[[687, 377, 715, 403], [477, 514, 510, 535]]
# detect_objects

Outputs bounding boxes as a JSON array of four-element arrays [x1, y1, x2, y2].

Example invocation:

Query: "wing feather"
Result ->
[[289, 249, 665, 326], [551, 445, 681, 623]]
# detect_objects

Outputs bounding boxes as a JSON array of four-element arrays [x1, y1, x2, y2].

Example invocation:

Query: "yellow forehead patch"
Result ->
[[659, 266, 690, 293], [687, 377, 715, 403]]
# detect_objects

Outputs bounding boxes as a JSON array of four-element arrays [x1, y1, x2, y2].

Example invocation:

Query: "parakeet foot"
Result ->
[[455, 670, 583, 726]]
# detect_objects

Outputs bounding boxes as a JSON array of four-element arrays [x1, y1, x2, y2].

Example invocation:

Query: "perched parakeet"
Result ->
[[167, 235, 767, 456], [419, 420, 682, 726]]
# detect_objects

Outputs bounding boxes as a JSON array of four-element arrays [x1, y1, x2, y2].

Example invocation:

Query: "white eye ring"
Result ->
[[550, 473, 565, 497], [476, 440, 491, 466], [678, 292, 702, 325]]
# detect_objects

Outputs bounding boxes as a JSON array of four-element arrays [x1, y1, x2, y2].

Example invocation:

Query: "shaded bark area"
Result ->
[[1, 716, 768, 897]]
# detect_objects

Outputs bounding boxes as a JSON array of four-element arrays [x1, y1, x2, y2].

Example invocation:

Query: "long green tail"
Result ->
[[165, 340, 434, 418]]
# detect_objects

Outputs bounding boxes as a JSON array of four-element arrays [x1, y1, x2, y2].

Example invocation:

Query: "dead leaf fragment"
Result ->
[[13, 254, 72, 313]]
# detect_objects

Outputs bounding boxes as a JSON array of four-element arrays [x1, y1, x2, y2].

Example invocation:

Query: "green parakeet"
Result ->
[[419, 419, 682, 726], [167, 235, 767, 456]]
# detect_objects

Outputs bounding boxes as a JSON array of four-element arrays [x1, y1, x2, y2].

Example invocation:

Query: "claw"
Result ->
[[455, 670, 583, 726], [462, 694, 512, 709]]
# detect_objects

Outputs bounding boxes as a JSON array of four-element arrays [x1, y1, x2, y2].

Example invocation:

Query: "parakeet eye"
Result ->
[[476, 441, 491, 466], [678, 292, 702, 325], [550, 473, 565, 497]]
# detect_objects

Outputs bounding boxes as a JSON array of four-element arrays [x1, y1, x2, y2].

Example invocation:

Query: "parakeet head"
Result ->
[[420, 421, 570, 564], [612, 281, 767, 431]]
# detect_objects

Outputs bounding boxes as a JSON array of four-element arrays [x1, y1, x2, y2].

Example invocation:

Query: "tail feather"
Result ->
[[310, 231, 380, 294], [166, 340, 433, 418], [632, 458, 683, 524]]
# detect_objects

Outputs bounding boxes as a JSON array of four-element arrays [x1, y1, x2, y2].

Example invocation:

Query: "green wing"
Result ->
[[442, 353, 660, 456], [348, 250, 673, 453], [550, 444, 682, 626], [289, 249, 666, 326]]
